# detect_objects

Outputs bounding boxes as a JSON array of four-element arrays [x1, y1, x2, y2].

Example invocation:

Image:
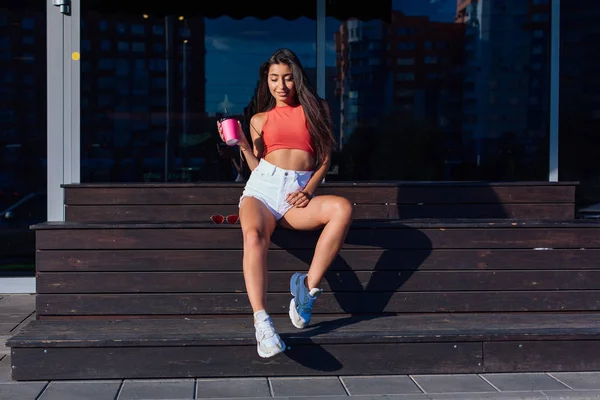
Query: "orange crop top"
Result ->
[[262, 104, 316, 158]]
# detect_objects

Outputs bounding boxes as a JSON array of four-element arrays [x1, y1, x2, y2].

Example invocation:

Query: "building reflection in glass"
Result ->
[[80, 8, 317, 183], [330, 0, 551, 181]]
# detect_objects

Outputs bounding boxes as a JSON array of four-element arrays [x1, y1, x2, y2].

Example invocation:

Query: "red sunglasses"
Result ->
[[210, 214, 240, 224]]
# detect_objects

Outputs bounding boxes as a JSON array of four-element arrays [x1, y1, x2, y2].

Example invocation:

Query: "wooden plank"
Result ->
[[64, 184, 576, 205], [35, 249, 600, 272], [35, 291, 600, 316], [62, 182, 578, 188], [65, 205, 241, 223], [10, 342, 482, 380], [65, 203, 573, 222], [483, 341, 600, 372], [10, 313, 600, 347], [36, 219, 600, 229], [356, 204, 573, 220], [36, 270, 600, 294], [35, 226, 600, 250], [319, 185, 576, 205], [65, 187, 245, 206]]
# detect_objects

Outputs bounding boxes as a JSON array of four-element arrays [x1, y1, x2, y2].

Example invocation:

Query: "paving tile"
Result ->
[[544, 390, 600, 400], [0, 382, 47, 400], [0, 315, 28, 324], [13, 313, 36, 331], [0, 323, 20, 335], [270, 377, 346, 397], [550, 372, 600, 390], [481, 373, 569, 391], [340, 375, 422, 395], [119, 379, 195, 400], [212, 398, 284, 400], [39, 381, 121, 400], [196, 378, 270, 398], [0, 356, 11, 383], [291, 396, 429, 400], [429, 391, 548, 400], [0, 295, 35, 310], [0, 338, 9, 357], [411, 374, 496, 394]]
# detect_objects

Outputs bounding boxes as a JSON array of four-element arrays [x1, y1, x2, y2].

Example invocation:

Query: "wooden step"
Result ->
[[7, 312, 600, 380], [61, 181, 577, 221], [30, 219, 600, 318]]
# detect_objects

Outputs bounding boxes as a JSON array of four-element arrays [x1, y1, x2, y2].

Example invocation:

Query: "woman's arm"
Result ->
[[301, 154, 330, 197], [239, 113, 266, 171]]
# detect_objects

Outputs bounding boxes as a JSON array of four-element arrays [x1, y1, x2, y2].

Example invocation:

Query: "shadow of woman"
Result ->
[[269, 217, 432, 372], [266, 180, 510, 371]]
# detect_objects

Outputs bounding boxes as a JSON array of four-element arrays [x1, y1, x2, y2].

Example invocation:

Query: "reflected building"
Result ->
[[0, 8, 46, 199], [560, 1, 600, 126], [456, 0, 551, 168], [80, 13, 206, 182], [334, 11, 464, 148], [559, 0, 600, 203], [306, 66, 340, 148]]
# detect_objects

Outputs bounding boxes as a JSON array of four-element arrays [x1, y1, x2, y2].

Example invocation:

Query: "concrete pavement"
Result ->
[[2, 294, 600, 400]]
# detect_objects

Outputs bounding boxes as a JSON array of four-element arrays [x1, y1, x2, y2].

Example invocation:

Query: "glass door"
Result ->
[[0, 1, 47, 285], [75, 0, 317, 184]]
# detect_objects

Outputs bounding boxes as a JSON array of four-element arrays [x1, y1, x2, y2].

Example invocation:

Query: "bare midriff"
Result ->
[[263, 148, 315, 172]]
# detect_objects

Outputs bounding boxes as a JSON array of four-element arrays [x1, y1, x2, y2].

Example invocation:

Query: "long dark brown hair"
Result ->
[[247, 48, 336, 166]]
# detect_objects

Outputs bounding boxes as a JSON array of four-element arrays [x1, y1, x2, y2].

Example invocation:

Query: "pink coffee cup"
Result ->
[[220, 118, 239, 146]]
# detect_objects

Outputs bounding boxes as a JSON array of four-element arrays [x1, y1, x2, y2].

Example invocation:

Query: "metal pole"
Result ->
[[164, 16, 172, 182], [316, 0, 326, 99], [548, 0, 560, 181]]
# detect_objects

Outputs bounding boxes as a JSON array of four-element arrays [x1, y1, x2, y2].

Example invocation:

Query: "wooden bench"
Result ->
[[8, 181, 600, 380], [61, 181, 576, 221]]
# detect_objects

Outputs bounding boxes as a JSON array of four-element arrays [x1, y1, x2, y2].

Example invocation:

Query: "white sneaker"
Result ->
[[254, 310, 286, 358], [289, 272, 323, 329]]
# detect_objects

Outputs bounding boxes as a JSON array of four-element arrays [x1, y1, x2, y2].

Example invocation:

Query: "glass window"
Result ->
[[327, 0, 551, 181], [21, 18, 34, 29], [560, 1, 600, 210], [81, 8, 316, 183], [0, 4, 46, 276]]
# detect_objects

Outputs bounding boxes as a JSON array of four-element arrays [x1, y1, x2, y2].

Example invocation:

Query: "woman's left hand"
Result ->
[[287, 190, 311, 208]]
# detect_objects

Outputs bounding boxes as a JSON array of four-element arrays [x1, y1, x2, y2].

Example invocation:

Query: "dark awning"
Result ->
[[81, 0, 391, 22]]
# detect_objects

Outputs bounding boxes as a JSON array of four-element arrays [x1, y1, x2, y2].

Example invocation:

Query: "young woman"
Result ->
[[218, 48, 353, 358]]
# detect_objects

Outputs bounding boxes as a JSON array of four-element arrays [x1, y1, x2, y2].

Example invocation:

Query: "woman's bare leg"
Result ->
[[280, 195, 354, 288], [239, 196, 286, 358], [239, 197, 277, 313]]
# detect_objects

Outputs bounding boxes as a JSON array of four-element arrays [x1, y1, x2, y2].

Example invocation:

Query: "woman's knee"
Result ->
[[243, 227, 270, 250], [329, 196, 354, 223]]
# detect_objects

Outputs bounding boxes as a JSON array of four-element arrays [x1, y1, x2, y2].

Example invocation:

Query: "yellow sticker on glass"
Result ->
[[72, 52, 80, 61]]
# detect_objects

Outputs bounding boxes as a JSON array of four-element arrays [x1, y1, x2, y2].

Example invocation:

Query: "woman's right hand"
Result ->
[[216, 120, 250, 149]]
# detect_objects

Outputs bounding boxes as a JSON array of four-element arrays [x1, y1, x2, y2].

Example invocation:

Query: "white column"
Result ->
[[47, 0, 80, 222], [47, 0, 65, 221]]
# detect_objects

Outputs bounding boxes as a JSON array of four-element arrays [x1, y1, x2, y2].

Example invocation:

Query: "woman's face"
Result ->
[[268, 63, 296, 104]]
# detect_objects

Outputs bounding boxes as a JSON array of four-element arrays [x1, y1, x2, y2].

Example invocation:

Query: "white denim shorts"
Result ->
[[239, 159, 313, 220]]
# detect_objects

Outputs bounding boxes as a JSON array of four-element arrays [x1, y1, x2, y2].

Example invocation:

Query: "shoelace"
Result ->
[[256, 319, 276, 340]]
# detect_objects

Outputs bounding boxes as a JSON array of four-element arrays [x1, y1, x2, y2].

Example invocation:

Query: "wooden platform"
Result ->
[[8, 313, 600, 380], [30, 219, 600, 318], [62, 181, 576, 221], [7, 181, 600, 380]]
